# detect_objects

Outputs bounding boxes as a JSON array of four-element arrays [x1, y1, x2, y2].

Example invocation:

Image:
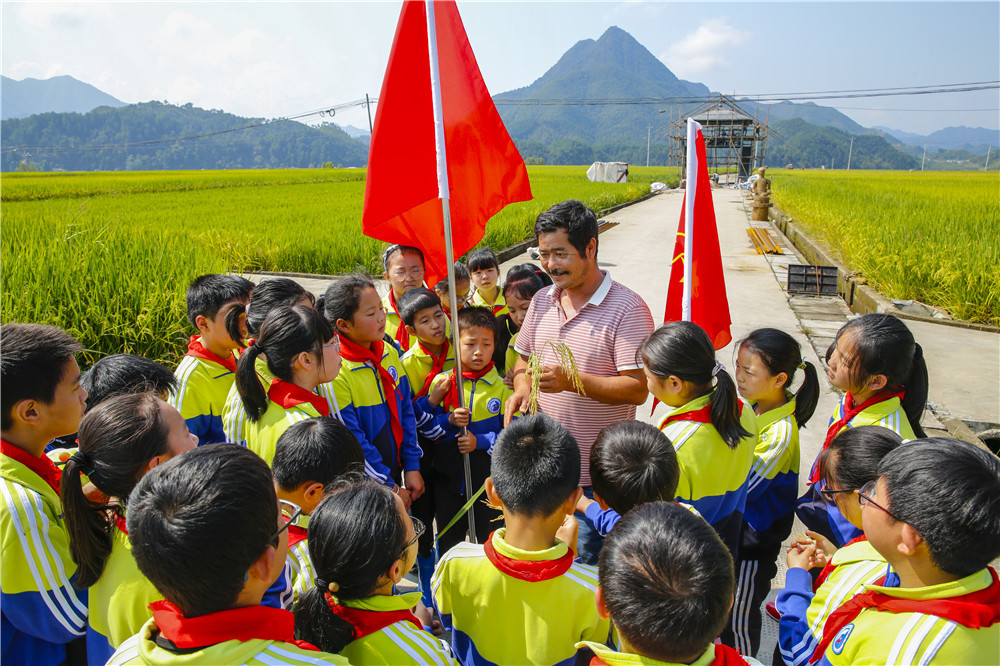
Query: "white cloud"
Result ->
[[19, 2, 111, 29], [154, 12, 267, 66], [661, 19, 749, 76]]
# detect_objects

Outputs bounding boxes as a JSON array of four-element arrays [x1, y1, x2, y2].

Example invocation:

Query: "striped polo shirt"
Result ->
[[514, 271, 653, 486]]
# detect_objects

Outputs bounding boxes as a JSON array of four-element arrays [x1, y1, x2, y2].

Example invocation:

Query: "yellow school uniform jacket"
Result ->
[[432, 528, 609, 666], [821, 568, 1000, 665], [574, 640, 765, 665], [242, 399, 327, 466], [505, 332, 520, 378], [86, 519, 164, 664], [169, 338, 239, 445], [286, 523, 315, 609], [400, 342, 455, 442], [338, 591, 457, 665], [429, 366, 513, 455], [469, 289, 508, 317], [829, 394, 915, 440], [744, 396, 799, 535]]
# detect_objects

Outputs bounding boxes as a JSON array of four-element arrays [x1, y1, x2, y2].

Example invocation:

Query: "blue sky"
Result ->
[[2, 1, 997, 135]]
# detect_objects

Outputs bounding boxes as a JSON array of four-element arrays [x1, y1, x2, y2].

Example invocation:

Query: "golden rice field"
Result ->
[[770, 170, 1000, 326], [1, 166, 679, 366]]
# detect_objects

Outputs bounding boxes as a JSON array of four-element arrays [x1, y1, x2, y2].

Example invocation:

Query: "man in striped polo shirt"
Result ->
[[505, 199, 654, 564]]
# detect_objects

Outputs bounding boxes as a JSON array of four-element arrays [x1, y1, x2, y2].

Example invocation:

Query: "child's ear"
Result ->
[[405, 324, 417, 336], [773, 371, 789, 391], [485, 477, 503, 510], [868, 373, 889, 393], [293, 350, 314, 372], [301, 481, 325, 512], [668, 375, 684, 393], [248, 542, 278, 586], [145, 455, 162, 473], [595, 585, 611, 620], [194, 314, 210, 333], [336, 318, 353, 336], [593, 491, 610, 511], [898, 522, 925, 557], [387, 558, 405, 585], [563, 487, 584, 516], [12, 399, 42, 427]]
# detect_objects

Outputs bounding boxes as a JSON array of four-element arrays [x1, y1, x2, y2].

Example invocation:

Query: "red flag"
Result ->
[[664, 119, 732, 350], [362, 0, 532, 287]]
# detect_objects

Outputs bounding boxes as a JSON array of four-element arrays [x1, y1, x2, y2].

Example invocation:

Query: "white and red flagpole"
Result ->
[[682, 117, 698, 321]]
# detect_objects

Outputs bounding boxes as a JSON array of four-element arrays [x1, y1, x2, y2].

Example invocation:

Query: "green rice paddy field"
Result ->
[[770, 170, 999, 326], [1, 166, 679, 366]]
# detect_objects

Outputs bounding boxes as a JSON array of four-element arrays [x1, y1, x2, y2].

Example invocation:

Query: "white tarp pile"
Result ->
[[586, 162, 629, 183]]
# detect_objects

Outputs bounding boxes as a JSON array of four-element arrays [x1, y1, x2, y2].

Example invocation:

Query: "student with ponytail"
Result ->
[[320, 275, 424, 507], [796, 313, 929, 548], [639, 321, 758, 560], [724, 328, 820, 656], [234, 305, 342, 465], [293, 478, 456, 664], [60, 392, 198, 664], [494, 263, 551, 379]]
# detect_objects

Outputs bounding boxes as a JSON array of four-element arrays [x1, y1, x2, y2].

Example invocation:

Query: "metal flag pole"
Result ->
[[682, 117, 697, 322], [426, 0, 477, 543]]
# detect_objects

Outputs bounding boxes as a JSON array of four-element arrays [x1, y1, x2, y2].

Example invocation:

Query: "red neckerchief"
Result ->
[[386, 292, 411, 351], [661, 400, 743, 427], [811, 567, 1000, 663], [287, 524, 308, 549], [267, 378, 329, 417], [443, 362, 496, 411], [491, 304, 504, 317], [114, 512, 129, 536], [338, 335, 404, 446], [149, 599, 319, 651], [323, 593, 421, 640], [809, 390, 906, 484], [186, 335, 237, 374], [585, 642, 750, 666], [416, 341, 450, 398], [483, 530, 575, 582], [1, 439, 61, 494], [814, 535, 869, 590]]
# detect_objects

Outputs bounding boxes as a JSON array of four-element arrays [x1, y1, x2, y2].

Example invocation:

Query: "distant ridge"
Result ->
[[1, 74, 126, 120]]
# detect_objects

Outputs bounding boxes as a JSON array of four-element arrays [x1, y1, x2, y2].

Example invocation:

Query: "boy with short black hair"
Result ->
[[575, 419, 681, 536], [574, 501, 763, 666], [170, 273, 253, 444], [271, 416, 365, 606], [434, 261, 472, 317], [815, 438, 1000, 665], [1, 323, 89, 665], [467, 248, 507, 316], [83, 354, 177, 409], [108, 444, 348, 664], [432, 413, 609, 666]]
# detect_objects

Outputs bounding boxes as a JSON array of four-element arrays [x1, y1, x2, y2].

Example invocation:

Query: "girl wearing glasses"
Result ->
[[381, 245, 427, 352], [61, 392, 199, 665], [774, 426, 902, 666], [294, 478, 456, 664], [233, 305, 342, 465]]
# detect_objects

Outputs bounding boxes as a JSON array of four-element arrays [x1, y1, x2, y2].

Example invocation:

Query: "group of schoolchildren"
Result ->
[[2, 226, 999, 666]]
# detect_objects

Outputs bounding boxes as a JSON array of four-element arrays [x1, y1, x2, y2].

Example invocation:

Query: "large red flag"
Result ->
[[664, 119, 732, 349], [362, 0, 532, 287]]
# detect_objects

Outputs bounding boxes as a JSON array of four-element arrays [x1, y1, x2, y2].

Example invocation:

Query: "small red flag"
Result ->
[[362, 0, 532, 287], [664, 120, 732, 350]]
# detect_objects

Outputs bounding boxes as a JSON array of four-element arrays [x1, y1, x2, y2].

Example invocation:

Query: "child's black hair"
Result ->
[[491, 413, 580, 518], [321, 274, 376, 330], [738, 328, 820, 427], [0, 323, 82, 431], [599, 501, 734, 663], [456, 306, 498, 338], [235, 305, 334, 423], [877, 438, 1000, 578], [294, 478, 409, 653], [61, 393, 172, 588], [834, 314, 929, 437], [590, 420, 679, 516], [818, 426, 903, 493], [185, 274, 253, 329], [534, 199, 599, 258], [640, 321, 750, 449], [466, 248, 500, 273], [434, 262, 471, 295], [272, 417, 365, 491], [502, 263, 552, 301], [127, 444, 278, 617], [230, 277, 314, 341], [381, 244, 425, 272], [398, 287, 443, 329], [81, 354, 177, 411]]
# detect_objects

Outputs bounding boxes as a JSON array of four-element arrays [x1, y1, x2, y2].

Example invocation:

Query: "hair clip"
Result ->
[[711, 361, 725, 377]]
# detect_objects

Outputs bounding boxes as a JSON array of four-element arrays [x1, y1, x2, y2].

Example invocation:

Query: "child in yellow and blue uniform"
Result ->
[[432, 414, 609, 666], [272, 417, 365, 608], [723, 328, 821, 656], [169, 274, 253, 444], [814, 438, 1000, 665], [1, 323, 89, 666], [776, 426, 903, 666], [573, 501, 764, 666], [433, 261, 471, 319], [640, 322, 758, 561], [293, 478, 457, 664], [797, 314, 930, 548], [107, 444, 348, 665], [320, 275, 424, 503], [381, 244, 428, 353], [233, 305, 342, 466], [492, 264, 550, 379], [426, 307, 511, 549], [60, 392, 198, 665], [467, 248, 508, 317]]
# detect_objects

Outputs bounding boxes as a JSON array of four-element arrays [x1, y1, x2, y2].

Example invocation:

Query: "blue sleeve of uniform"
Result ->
[[584, 503, 621, 537], [474, 430, 496, 454], [396, 378, 422, 473], [777, 567, 818, 666], [412, 400, 447, 441], [339, 401, 395, 487], [185, 414, 225, 446], [1, 584, 89, 646], [261, 561, 293, 610]]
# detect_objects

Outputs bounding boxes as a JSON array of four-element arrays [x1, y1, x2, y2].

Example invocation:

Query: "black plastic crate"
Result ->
[[787, 264, 838, 296]]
